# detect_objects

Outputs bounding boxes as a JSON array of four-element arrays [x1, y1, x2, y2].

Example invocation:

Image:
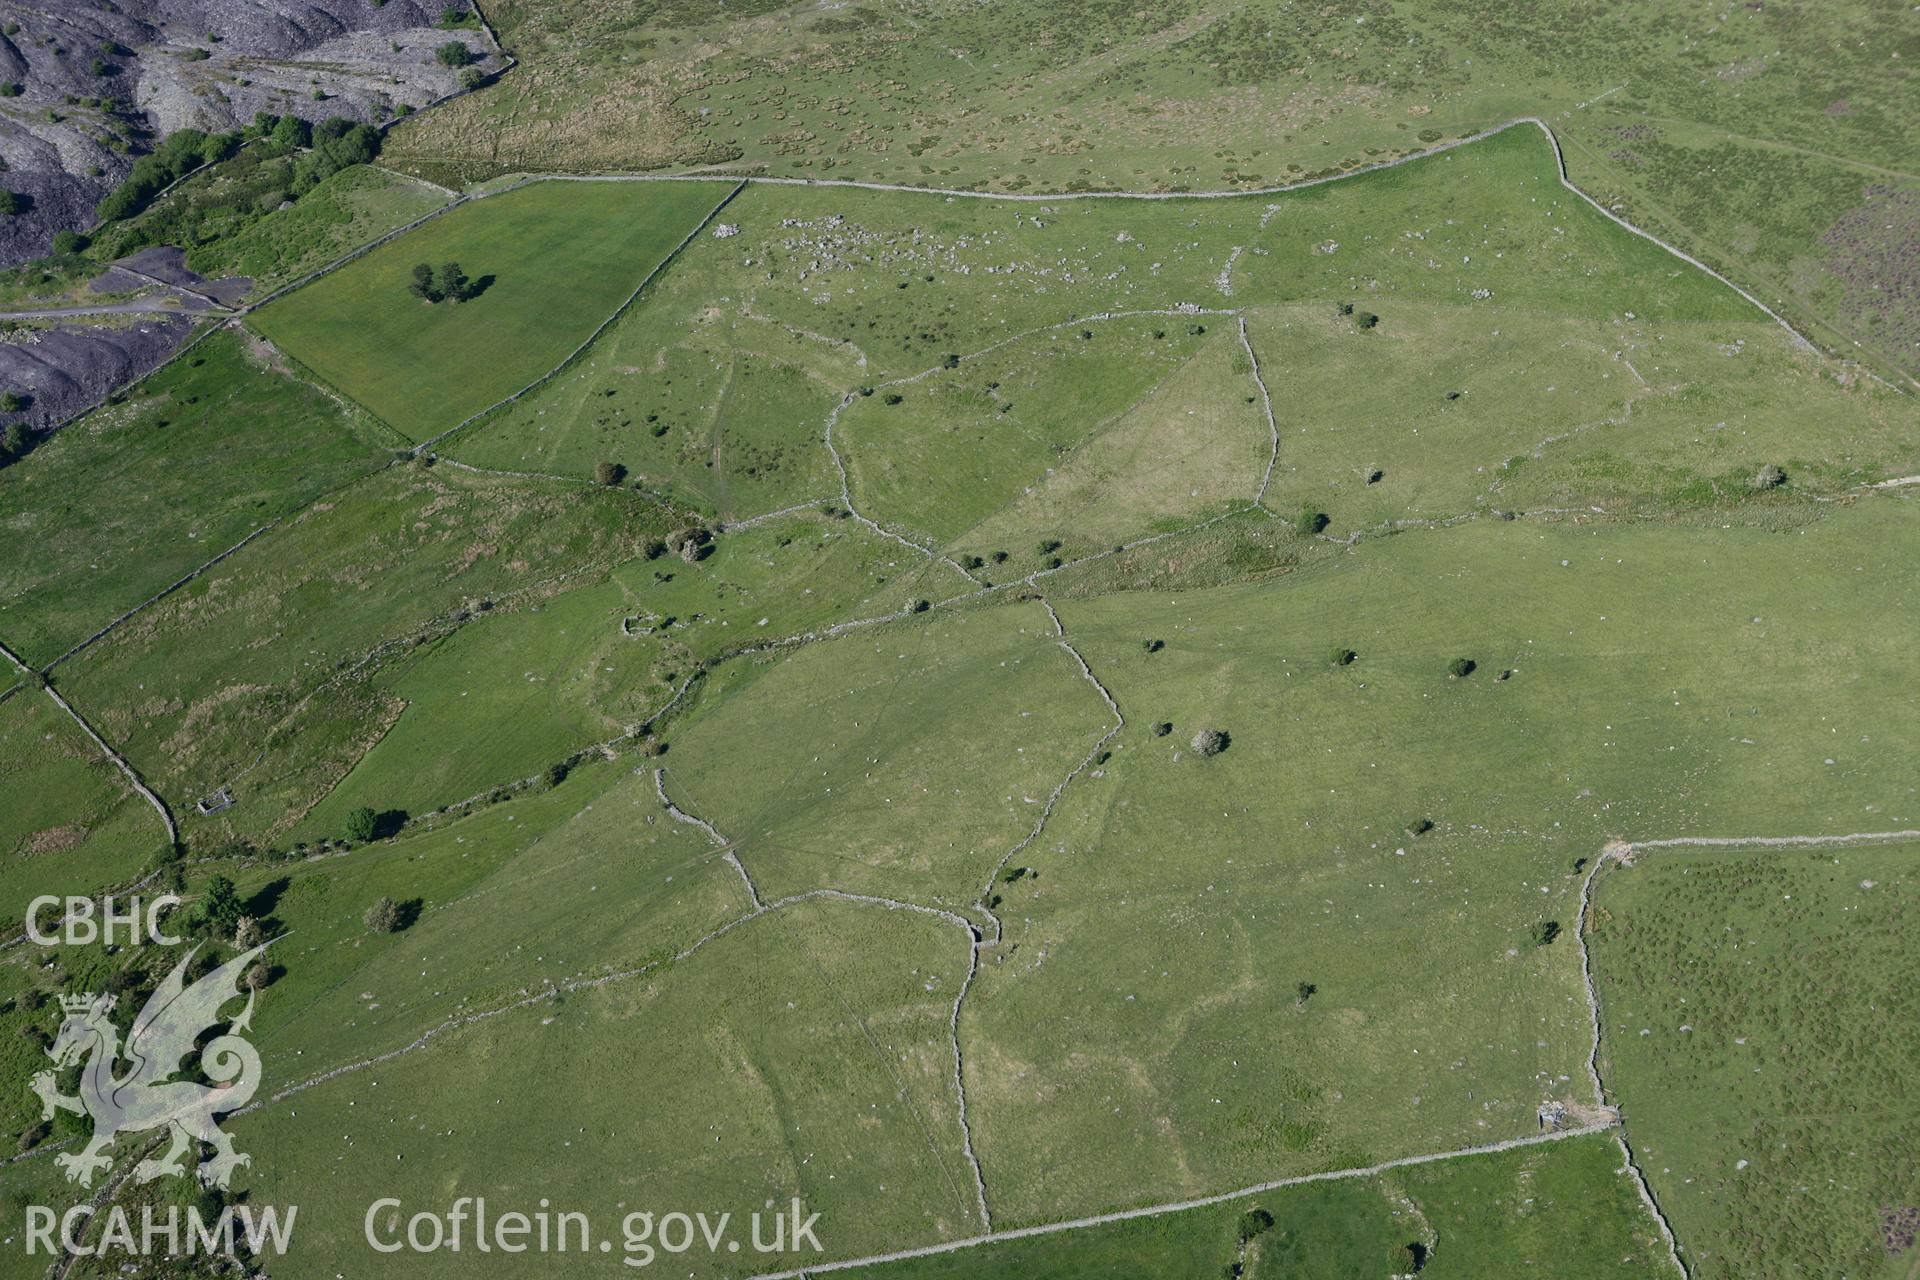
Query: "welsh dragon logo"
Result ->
[[30, 943, 266, 1189]]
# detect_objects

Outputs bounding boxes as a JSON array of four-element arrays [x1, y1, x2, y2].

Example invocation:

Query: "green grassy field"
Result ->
[[55, 464, 668, 845], [0, 328, 393, 665], [1592, 844, 1920, 1279], [865, 1132, 1669, 1279], [250, 180, 735, 439], [382, 0, 1918, 383], [0, 691, 166, 925], [235, 893, 982, 1277], [295, 575, 673, 837], [0, 107, 1914, 1280], [961, 498, 1919, 1222], [665, 601, 1113, 910], [443, 123, 1908, 547]]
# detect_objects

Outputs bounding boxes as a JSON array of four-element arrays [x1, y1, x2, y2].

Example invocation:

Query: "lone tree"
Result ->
[[1447, 657, 1477, 678], [1295, 981, 1317, 1005], [1329, 646, 1356, 666], [437, 261, 471, 302], [1, 421, 32, 464], [364, 897, 403, 934], [197, 875, 245, 940], [408, 262, 439, 301], [594, 460, 627, 486], [1237, 1208, 1275, 1242], [0, 190, 24, 216], [1294, 507, 1329, 536], [343, 806, 378, 843], [1530, 920, 1561, 947], [1191, 728, 1230, 757], [435, 40, 474, 68]]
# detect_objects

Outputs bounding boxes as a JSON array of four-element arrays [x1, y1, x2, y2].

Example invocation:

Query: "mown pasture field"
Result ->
[[250, 180, 735, 439]]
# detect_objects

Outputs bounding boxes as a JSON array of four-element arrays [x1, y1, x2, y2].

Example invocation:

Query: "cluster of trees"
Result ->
[[91, 113, 382, 229], [409, 260, 478, 303], [94, 128, 244, 224]]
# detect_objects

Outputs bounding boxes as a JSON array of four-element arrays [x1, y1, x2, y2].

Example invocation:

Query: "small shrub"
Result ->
[[1294, 507, 1329, 536], [0, 190, 23, 216], [1447, 657, 1476, 678], [1152, 722, 1173, 737], [1752, 464, 1786, 490], [1295, 981, 1317, 1004], [1406, 817, 1433, 836], [1238, 1208, 1275, 1241], [1356, 312, 1380, 330], [1530, 920, 1561, 947], [883, 393, 903, 405], [594, 460, 627, 486], [1328, 647, 1355, 666], [435, 40, 474, 68], [1142, 638, 1163, 653]]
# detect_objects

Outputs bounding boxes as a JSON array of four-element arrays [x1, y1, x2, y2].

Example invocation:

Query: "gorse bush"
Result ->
[[364, 897, 403, 934], [1191, 728, 1230, 757]]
